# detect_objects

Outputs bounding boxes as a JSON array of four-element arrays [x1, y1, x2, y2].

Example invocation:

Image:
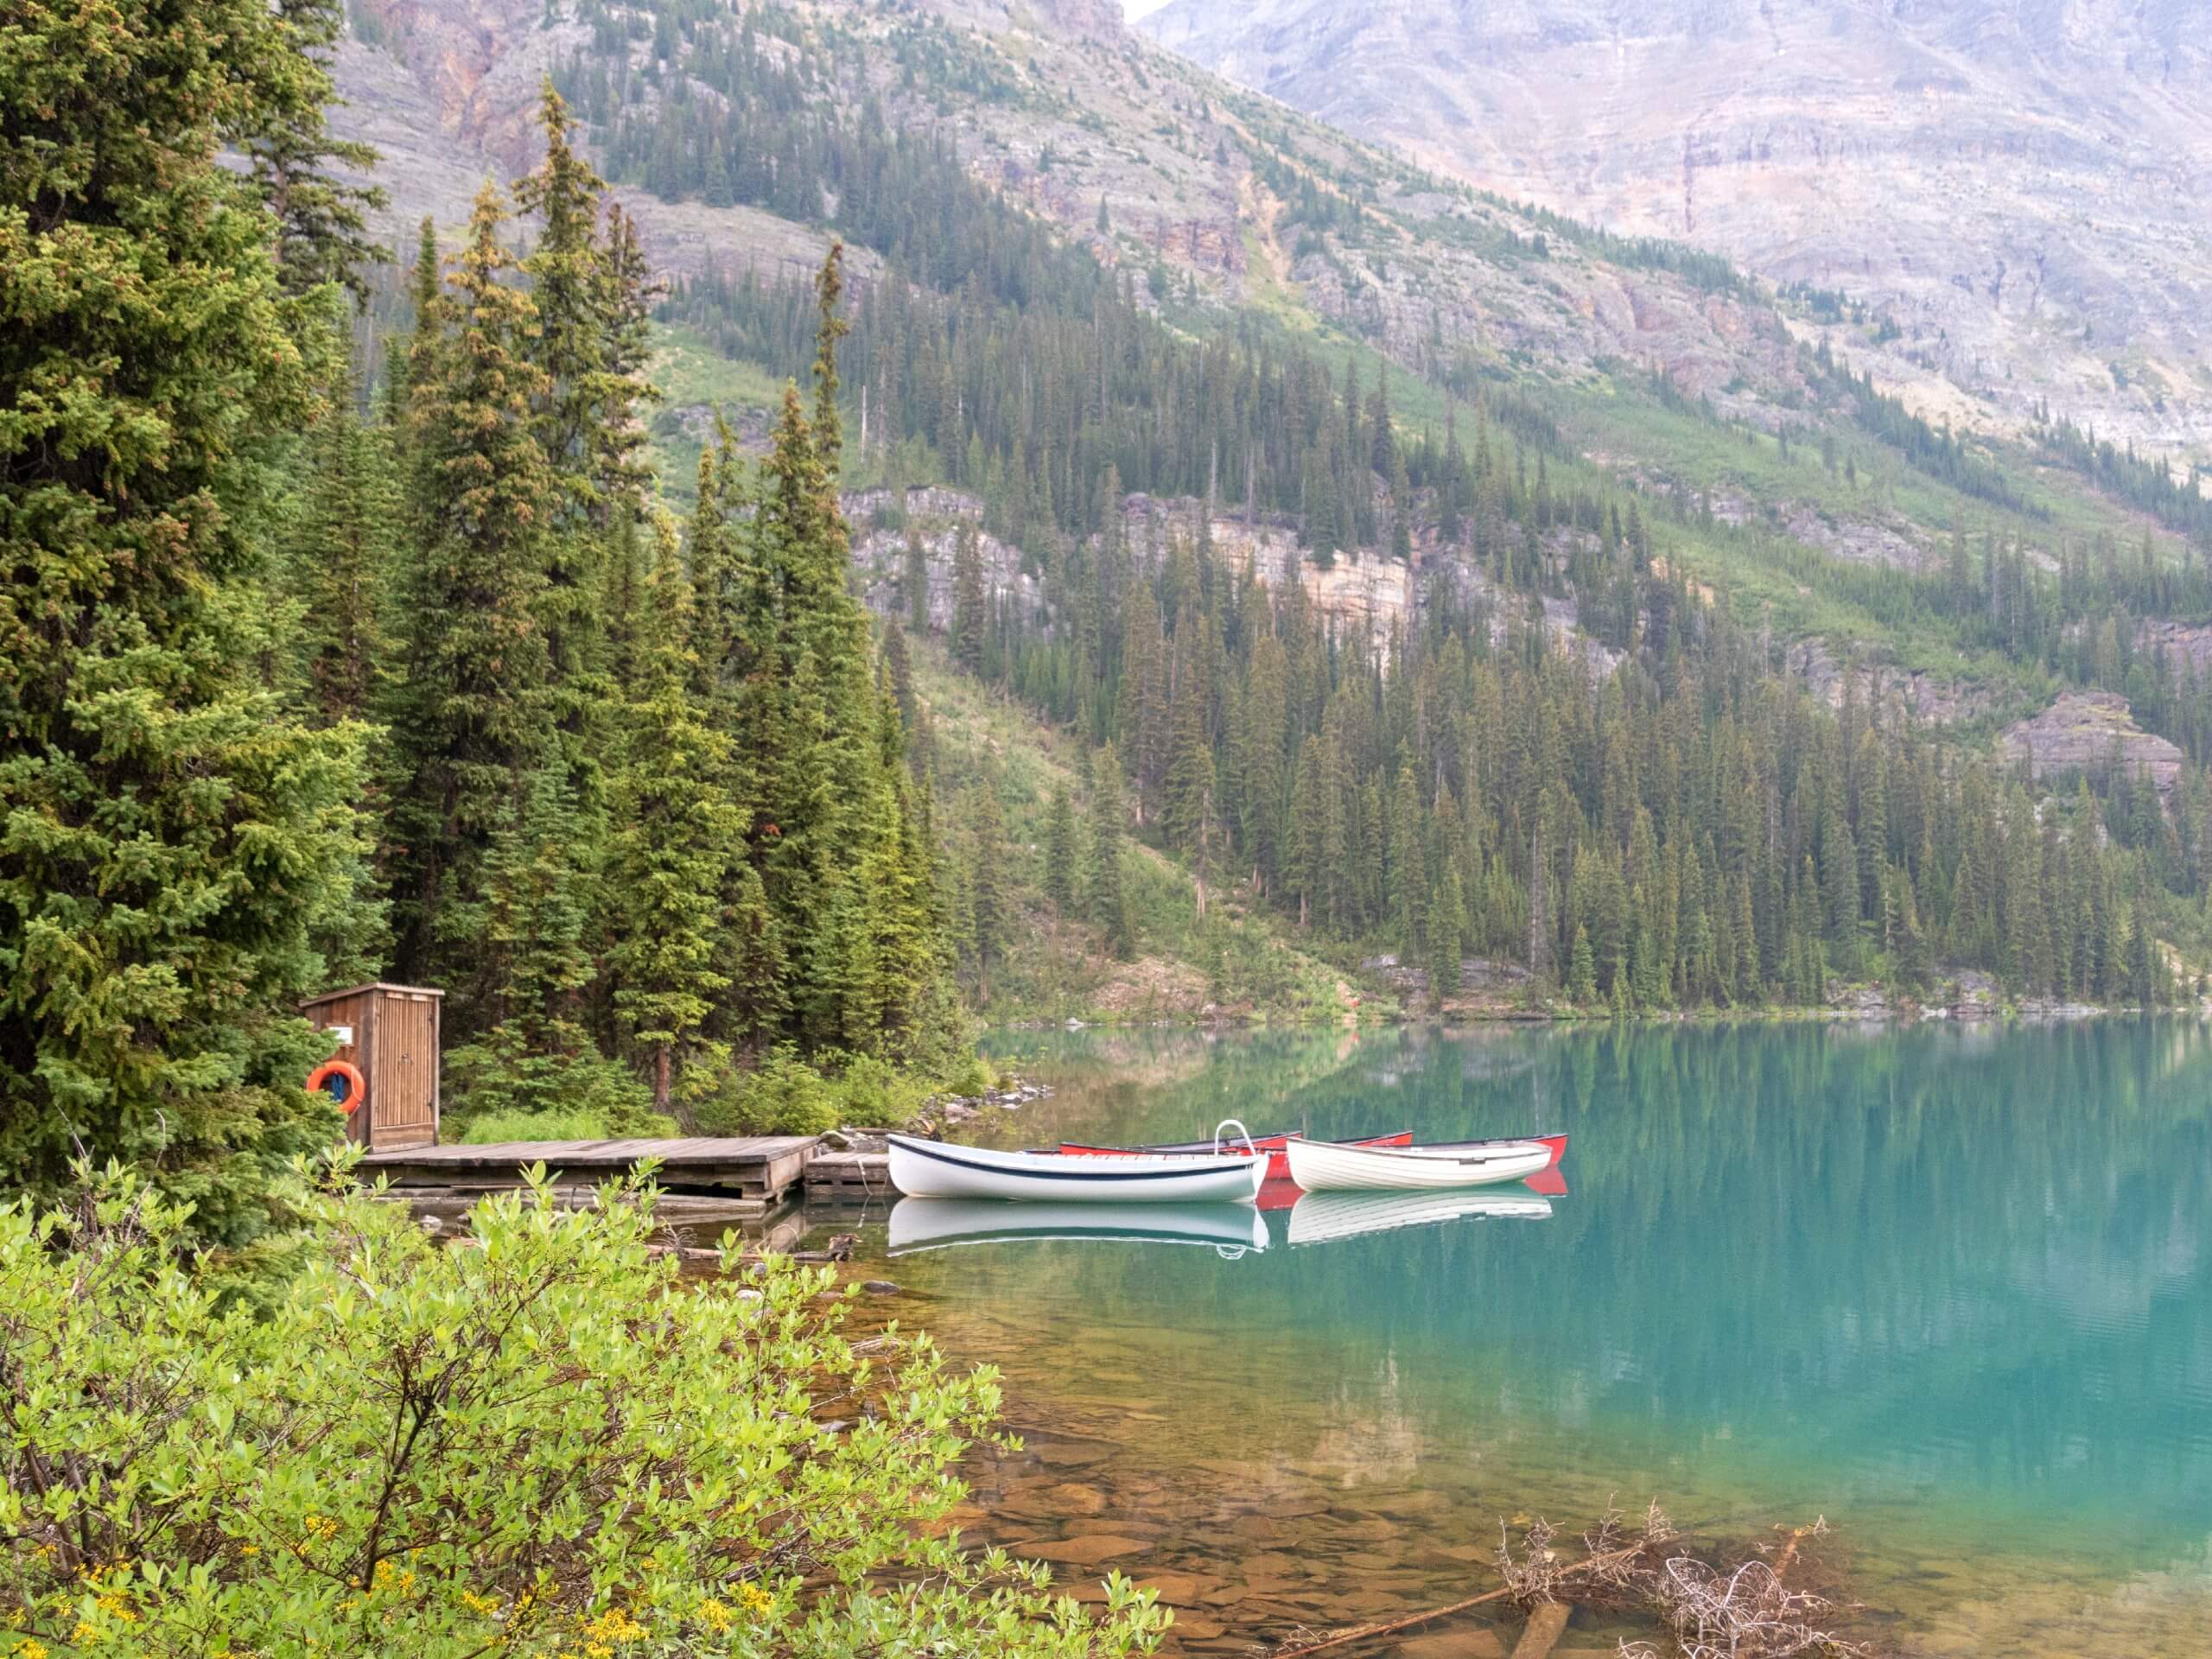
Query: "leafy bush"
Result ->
[[694, 1044, 845, 1135], [444, 1039, 660, 1135], [0, 1163, 1167, 1658], [694, 1046, 972, 1134], [457, 1106, 681, 1144]]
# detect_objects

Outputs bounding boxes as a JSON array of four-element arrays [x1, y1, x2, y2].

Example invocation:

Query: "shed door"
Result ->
[[369, 991, 439, 1151]]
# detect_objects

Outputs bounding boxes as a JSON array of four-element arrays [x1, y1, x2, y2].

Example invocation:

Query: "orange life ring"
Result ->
[[306, 1059, 366, 1115]]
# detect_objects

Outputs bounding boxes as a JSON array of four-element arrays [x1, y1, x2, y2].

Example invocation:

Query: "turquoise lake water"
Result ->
[[829, 1021, 2212, 1655]]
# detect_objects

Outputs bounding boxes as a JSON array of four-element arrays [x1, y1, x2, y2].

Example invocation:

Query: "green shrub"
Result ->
[[693, 1044, 843, 1135], [457, 1106, 681, 1144], [0, 1162, 1167, 1658], [444, 1040, 660, 1135], [940, 1053, 998, 1098]]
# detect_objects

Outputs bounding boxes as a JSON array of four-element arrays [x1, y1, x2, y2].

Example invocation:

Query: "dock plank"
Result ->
[[360, 1136, 819, 1203], [362, 1135, 816, 1168]]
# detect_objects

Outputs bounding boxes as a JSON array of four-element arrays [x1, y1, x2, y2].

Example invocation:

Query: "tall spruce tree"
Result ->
[[381, 183, 556, 1016], [966, 779, 1010, 1004], [445, 750, 645, 1124], [608, 514, 740, 1117], [240, 0, 388, 299], [0, 0, 378, 1239], [951, 522, 988, 672], [1046, 783, 1079, 912], [1085, 745, 1135, 959], [292, 317, 398, 728]]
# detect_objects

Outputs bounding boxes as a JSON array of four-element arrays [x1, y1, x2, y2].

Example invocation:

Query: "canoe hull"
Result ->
[[1057, 1129, 1413, 1182], [1283, 1135, 1560, 1192], [887, 1134, 1267, 1203]]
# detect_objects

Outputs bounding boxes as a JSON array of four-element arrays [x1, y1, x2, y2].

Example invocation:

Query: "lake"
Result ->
[[823, 1020, 2212, 1656]]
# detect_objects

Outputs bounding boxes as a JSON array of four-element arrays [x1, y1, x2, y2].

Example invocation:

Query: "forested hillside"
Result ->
[[10, 0, 2212, 1242], [0, 2, 978, 1237], [436, 0, 2207, 1019]]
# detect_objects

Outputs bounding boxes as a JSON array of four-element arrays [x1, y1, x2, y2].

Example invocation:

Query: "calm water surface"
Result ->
[[819, 1021, 2211, 1656]]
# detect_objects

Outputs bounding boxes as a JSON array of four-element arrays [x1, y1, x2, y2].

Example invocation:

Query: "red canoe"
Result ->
[[1054, 1129, 1414, 1184]]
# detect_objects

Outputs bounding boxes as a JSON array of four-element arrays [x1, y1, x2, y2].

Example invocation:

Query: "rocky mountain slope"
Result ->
[[1141, 0, 2212, 464], [325, 0, 2205, 745], [335, 0, 1811, 409]]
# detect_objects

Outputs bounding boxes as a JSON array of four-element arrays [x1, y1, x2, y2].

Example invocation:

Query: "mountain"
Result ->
[[295, 0, 2212, 1019], [1139, 0, 2212, 463], [321, 0, 2212, 726]]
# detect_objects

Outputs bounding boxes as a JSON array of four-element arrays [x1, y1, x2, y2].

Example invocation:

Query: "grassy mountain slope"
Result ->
[[326, 0, 2212, 1012], [909, 639, 1382, 1024], [335, 2, 2194, 687]]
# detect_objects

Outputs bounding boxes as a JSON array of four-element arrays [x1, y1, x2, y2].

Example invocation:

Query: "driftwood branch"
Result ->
[[1262, 1532, 1665, 1657], [1259, 1504, 1858, 1659]]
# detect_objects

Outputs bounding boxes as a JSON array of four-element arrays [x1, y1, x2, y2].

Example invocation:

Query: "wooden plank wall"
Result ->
[[371, 988, 439, 1150], [315, 989, 375, 1147]]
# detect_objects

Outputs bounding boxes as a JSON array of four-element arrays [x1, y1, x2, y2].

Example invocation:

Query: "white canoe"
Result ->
[[886, 1134, 1268, 1204], [889, 1198, 1269, 1255], [1282, 1135, 1558, 1192], [1286, 1189, 1553, 1246]]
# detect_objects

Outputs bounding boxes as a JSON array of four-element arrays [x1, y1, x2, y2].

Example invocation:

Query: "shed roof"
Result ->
[[300, 982, 447, 1009]]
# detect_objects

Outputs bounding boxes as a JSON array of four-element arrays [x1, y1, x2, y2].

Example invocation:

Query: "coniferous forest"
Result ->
[[0, 2, 959, 1239], [4, 0, 2209, 1249]]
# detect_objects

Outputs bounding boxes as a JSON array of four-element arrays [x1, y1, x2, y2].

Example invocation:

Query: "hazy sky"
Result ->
[[1122, 0, 1173, 16]]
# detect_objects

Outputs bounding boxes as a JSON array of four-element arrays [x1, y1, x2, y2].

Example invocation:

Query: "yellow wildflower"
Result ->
[[572, 1607, 648, 1656], [734, 1583, 773, 1618], [21, 1643, 49, 1659], [696, 1599, 732, 1634]]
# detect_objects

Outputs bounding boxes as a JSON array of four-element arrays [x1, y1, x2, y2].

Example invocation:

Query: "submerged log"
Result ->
[[1510, 1603, 1570, 1659], [1263, 1536, 1653, 1657], [1261, 1506, 1854, 1659]]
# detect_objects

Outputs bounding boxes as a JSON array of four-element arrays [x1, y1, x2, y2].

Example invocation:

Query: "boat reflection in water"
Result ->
[[1284, 1188, 1554, 1247], [887, 1197, 1271, 1258]]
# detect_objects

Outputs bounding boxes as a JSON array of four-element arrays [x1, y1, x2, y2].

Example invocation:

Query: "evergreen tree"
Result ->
[[967, 779, 1010, 1003], [951, 522, 988, 671], [0, 0, 378, 1240], [446, 753, 645, 1124], [1567, 923, 1600, 1005], [1391, 764, 1427, 960], [880, 614, 918, 735], [904, 525, 931, 634], [240, 0, 388, 299], [381, 183, 556, 1014], [608, 515, 738, 1119], [1162, 644, 1216, 853], [1085, 745, 1135, 958], [292, 318, 397, 727], [1427, 860, 1465, 1006], [1045, 783, 1079, 913]]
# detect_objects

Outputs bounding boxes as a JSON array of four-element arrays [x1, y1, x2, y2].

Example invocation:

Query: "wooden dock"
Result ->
[[802, 1150, 895, 1199], [361, 1135, 819, 1216]]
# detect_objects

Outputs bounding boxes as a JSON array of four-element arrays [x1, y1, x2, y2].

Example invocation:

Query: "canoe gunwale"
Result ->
[[886, 1134, 1267, 1203]]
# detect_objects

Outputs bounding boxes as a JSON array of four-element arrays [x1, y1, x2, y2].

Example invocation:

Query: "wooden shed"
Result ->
[[301, 982, 443, 1152]]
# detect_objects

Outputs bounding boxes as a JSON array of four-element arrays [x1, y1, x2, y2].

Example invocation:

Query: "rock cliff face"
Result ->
[[336, 0, 861, 286], [845, 488, 1417, 654], [2002, 690, 2183, 793], [1140, 0, 2212, 462]]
